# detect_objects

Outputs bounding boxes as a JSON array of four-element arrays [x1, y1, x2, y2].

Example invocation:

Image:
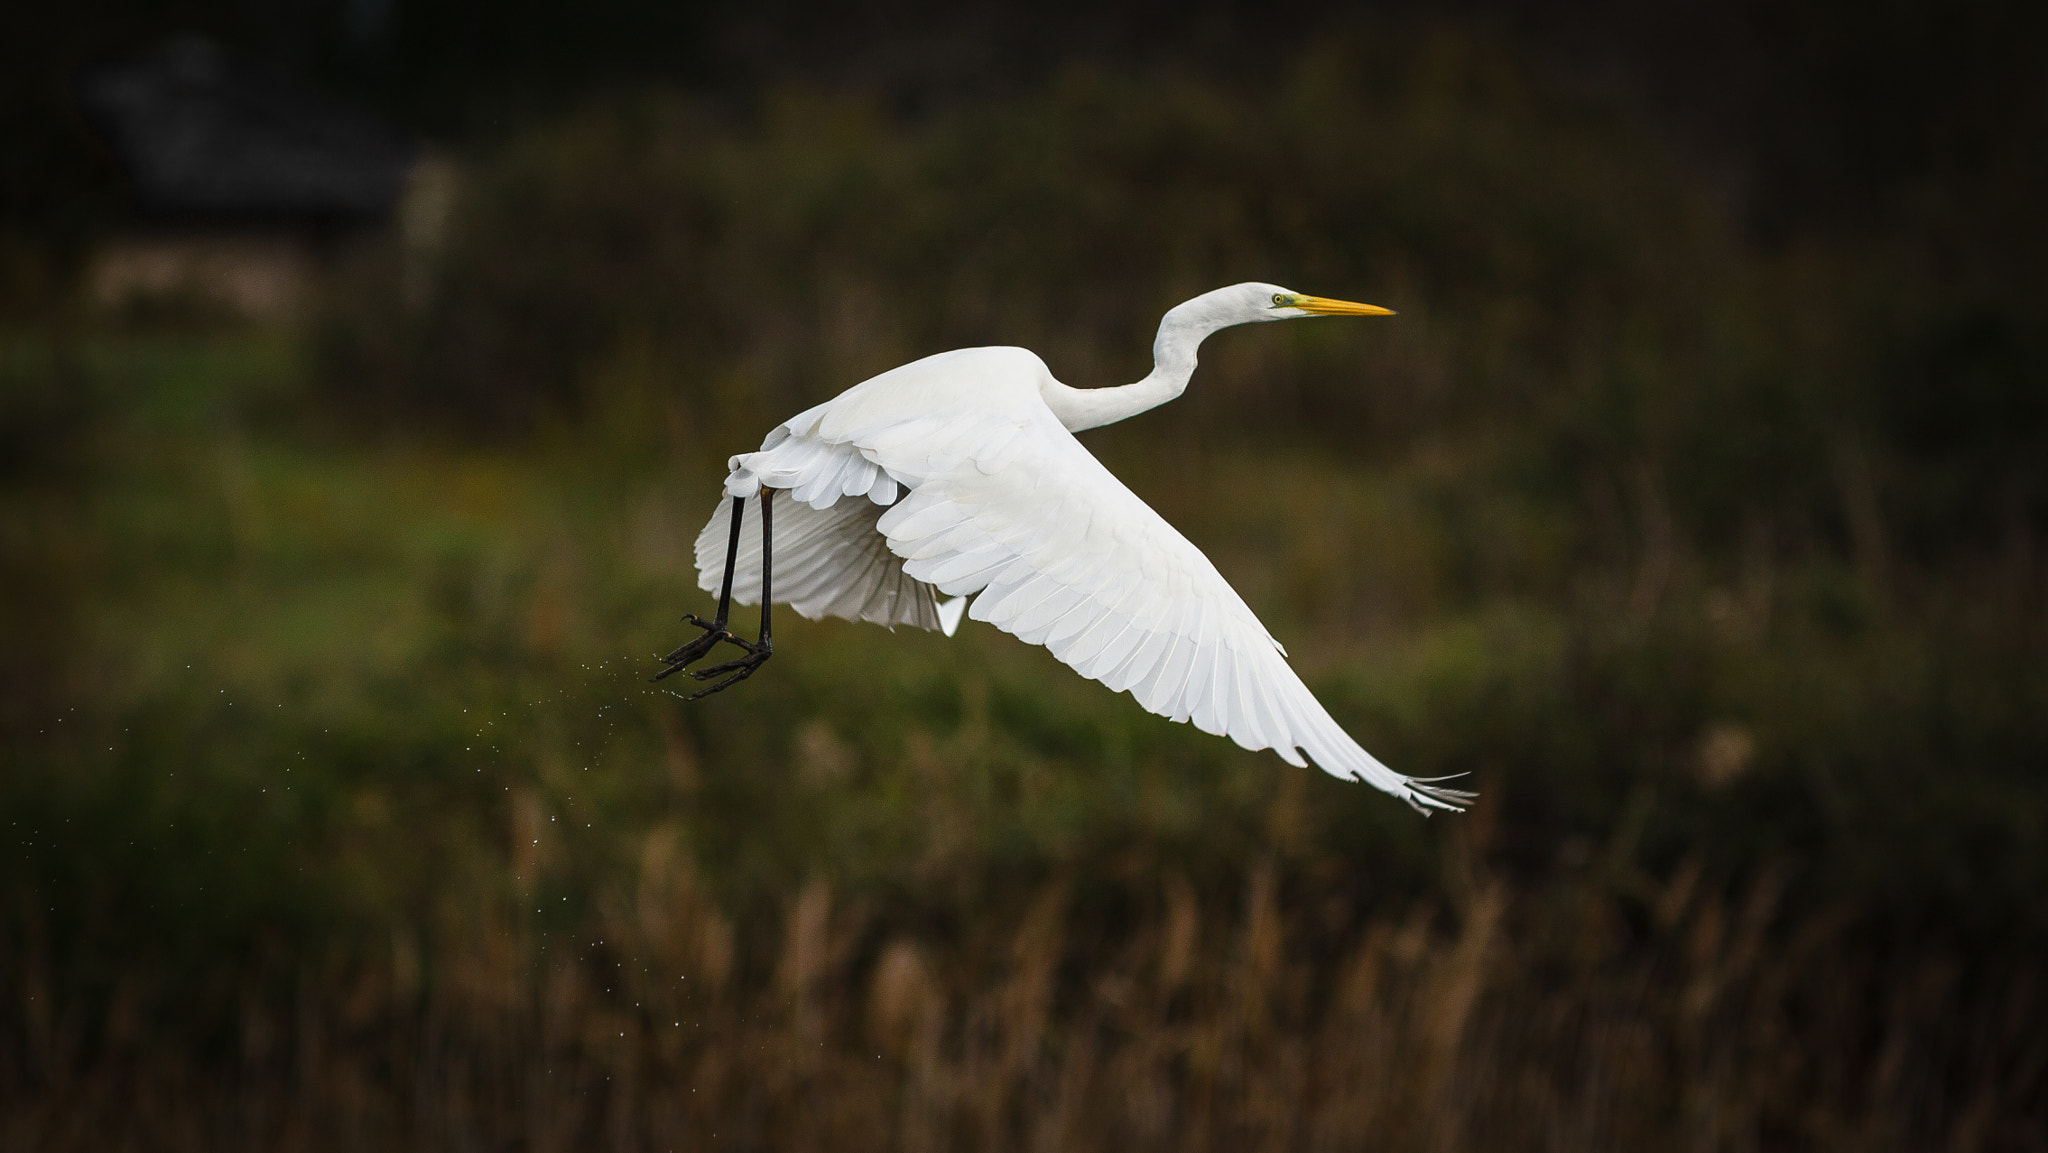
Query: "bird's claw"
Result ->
[[653, 614, 754, 683], [654, 613, 772, 696], [682, 644, 770, 699]]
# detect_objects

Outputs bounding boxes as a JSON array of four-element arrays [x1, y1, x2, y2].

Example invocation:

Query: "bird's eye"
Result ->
[[1271, 294, 1288, 308]]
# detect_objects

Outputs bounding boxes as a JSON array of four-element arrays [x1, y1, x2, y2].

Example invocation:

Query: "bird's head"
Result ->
[[1176, 282, 1396, 331], [1249, 282, 1396, 322]]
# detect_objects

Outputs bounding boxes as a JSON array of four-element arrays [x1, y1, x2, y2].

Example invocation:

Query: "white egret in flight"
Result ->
[[657, 283, 1472, 813]]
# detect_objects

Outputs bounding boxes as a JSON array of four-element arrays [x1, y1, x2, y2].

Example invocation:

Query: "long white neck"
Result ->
[[1040, 293, 1252, 432]]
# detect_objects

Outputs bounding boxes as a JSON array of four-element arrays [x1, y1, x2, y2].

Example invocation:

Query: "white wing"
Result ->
[[694, 490, 947, 632], [696, 348, 1035, 635], [887, 415, 1467, 813], [708, 348, 1467, 813]]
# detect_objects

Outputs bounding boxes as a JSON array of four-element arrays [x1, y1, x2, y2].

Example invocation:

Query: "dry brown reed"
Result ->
[[5, 840, 2040, 1153]]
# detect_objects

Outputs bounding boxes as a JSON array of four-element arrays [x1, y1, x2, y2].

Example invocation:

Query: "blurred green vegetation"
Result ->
[[3, 28, 2044, 1150]]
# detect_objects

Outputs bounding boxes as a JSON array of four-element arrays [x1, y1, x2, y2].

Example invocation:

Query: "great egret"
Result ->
[[657, 282, 1472, 814]]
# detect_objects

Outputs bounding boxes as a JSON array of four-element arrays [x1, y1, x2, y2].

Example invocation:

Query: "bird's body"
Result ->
[[663, 283, 1471, 814]]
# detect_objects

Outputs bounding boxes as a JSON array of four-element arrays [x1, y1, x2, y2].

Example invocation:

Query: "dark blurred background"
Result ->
[[3, 2, 2044, 1149]]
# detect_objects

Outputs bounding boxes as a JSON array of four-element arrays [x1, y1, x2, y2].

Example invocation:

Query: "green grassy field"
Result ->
[[3, 27, 2044, 1150]]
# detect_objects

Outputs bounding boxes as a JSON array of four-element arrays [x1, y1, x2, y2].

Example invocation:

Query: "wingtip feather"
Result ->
[[937, 594, 968, 637]]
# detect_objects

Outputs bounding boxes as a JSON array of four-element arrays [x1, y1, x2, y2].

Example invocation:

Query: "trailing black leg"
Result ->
[[683, 487, 774, 698], [653, 495, 754, 683]]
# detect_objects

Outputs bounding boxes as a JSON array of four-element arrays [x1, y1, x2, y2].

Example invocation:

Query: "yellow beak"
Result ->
[[1290, 294, 1395, 316]]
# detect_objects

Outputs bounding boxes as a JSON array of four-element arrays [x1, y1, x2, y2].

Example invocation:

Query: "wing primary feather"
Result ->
[[937, 594, 969, 637], [1060, 608, 1129, 671], [1088, 623, 1149, 688], [1106, 627, 1170, 694], [982, 573, 1063, 626], [1179, 606, 1221, 733], [1188, 635, 1227, 736]]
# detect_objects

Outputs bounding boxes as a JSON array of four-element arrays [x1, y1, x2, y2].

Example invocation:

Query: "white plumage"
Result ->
[[685, 282, 1471, 814]]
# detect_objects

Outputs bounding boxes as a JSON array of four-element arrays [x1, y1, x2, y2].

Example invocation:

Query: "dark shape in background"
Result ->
[[70, 35, 417, 321], [79, 35, 413, 222]]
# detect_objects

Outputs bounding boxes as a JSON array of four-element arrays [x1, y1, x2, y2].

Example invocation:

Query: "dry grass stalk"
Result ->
[[2, 858, 2041, 1152]]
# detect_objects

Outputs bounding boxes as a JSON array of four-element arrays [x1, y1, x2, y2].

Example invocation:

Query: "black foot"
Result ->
[[653, 613, 773, 699], [654, 614, 748, 680], [681, 641, 771, 699]]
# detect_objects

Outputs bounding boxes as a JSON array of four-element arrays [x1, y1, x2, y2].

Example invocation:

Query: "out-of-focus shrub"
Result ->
[[320, 35, 1735, 449]]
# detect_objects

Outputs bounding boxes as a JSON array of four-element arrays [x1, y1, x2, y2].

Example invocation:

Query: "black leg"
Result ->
[[653, 489, 774, 698], [653, 495, 751, 682], [681, 488, 774, 698]]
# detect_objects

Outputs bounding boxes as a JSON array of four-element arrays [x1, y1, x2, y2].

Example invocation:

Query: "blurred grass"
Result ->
[[4, 24, 2046, 1151]]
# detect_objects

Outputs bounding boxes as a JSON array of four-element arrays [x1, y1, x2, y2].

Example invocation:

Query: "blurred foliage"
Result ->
[[325, 37, 1739, 441], [3, 26, 2045, 1151]]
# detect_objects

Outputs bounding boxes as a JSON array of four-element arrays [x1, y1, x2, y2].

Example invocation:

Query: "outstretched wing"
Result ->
[[865, 403, 1467, 813]]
